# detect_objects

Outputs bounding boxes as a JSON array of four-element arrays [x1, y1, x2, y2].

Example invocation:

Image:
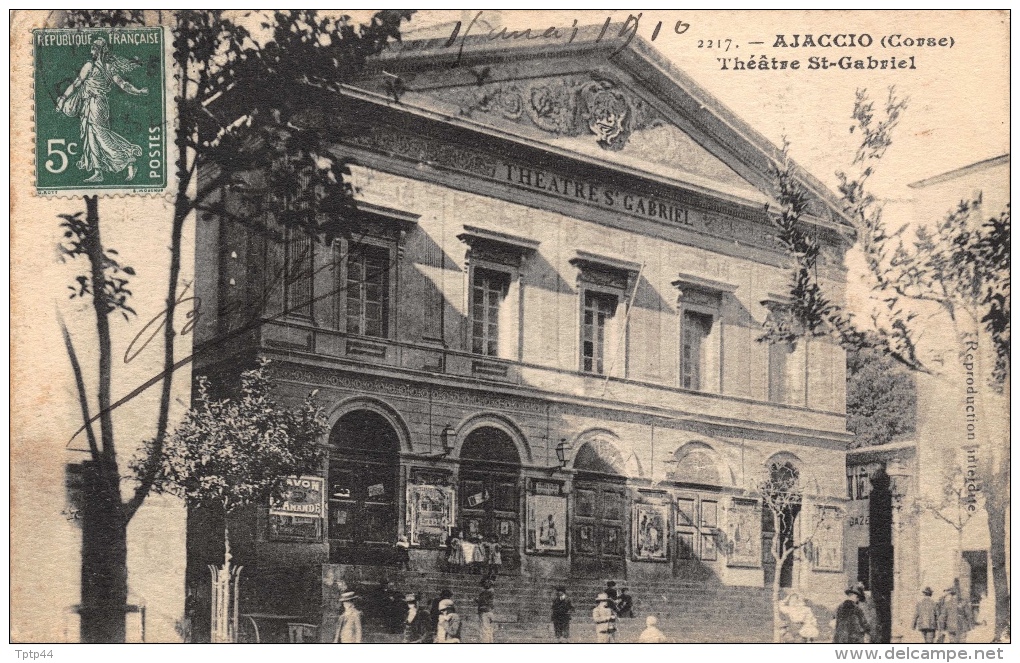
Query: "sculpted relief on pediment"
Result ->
[[434, 75, 665, 152]]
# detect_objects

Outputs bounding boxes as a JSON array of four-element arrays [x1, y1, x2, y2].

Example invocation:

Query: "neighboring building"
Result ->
[[192, 28, 854, 640], [844, 155, 1009, 643]]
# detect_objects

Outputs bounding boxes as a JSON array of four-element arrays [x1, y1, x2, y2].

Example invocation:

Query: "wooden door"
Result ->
[[571, 479, 626, 578]]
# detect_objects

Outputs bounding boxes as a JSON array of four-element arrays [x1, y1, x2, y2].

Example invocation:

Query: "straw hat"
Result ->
[[404, 593, 418, 603], [438, 598, 455, 611], [339, 590, 358, 602], [596, 592, 610, 602]]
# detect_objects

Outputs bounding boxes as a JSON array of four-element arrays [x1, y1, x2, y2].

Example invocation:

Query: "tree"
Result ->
[[139, 360, 328, 641], [914, 466, 978, 584], [767, 89, 1010, 641], [846, 346, 917, 449], [57, 9, 413, 642], [757, 461, 843, 643]]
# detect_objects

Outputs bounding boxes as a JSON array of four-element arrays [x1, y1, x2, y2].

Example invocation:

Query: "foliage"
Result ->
[[765, 86, 1009, 392], [179, 9, 413, 241], [59, 212, 137, 320], [846, 346, 916, 448], [140, 360, 328, 514]]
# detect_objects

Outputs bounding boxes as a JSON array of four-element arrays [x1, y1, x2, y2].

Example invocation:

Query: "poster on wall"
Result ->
[[406, 483, 455, 548], [268, 476, 325, 542], [811, 505, 844, 572], [726, 498, 761, 568], [526, 491, 567, 554], [632, 502, 668, 561]]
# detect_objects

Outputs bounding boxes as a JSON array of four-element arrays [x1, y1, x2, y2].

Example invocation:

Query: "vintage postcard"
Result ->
[[9, 9, 1010, 651]]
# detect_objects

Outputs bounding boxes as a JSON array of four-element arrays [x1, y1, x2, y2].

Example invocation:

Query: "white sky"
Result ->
[[400, 10, 1009, 211]]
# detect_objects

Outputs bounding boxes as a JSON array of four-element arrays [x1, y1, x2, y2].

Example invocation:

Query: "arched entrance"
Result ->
[[328, 410, 400, 564], [571, 439, 627, 578], [458, 427, 522, 572]]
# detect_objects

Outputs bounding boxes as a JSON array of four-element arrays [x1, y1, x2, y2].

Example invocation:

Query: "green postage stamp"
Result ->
[[33, 27, 172, 196]]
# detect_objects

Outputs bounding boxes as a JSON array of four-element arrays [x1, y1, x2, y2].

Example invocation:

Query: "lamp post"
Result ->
[[440, 424, 456, 455], [554, 438, 571, 468]]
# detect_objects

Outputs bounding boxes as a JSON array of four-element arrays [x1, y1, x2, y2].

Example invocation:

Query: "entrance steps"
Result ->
[[326, 565, 773, 643]]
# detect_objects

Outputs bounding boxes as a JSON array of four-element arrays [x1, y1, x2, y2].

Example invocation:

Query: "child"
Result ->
[[638, 615, 668, 643], [394, 535, 411, 571]]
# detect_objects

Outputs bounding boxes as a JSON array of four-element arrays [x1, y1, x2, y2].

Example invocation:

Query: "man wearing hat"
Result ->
[[435, 598, 462, 643], [592, 592, 619, 643], [912, 587, 937, 643], [551, 586, 574, 643], [402, 593, 432, 644], [333, 590, 363, 643], [937, 584, 972, 643], [833, 587, 869, 644]]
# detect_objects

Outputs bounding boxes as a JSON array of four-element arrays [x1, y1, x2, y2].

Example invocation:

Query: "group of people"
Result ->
[[445, 531, 503, 576], [334, 577, 502, 644], [833, 581, 975, 644], [912, 585, 974, 643], [553, 581, 654, 644]]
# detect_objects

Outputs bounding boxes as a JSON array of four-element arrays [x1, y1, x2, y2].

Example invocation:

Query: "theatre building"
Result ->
[[192, 28, 853, 640]]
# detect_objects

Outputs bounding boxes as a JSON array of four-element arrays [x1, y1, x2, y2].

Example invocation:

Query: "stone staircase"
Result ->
[[325, 566, 773, 643]]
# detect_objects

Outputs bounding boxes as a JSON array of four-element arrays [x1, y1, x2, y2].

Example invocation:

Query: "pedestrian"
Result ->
[[833, 587, 869, 644], [436, 599, 462, 643], [333, 591, 363, 643], [604, 581, 620, 615], [938, 585, 972, 643], [394, 535, 411, 571], [477, 578, 496, 643], [912, 587, 937, 644], [402, 593, 432, 643], [551, 586, 574, 643], [860, 589, 880, 643], [592, 592, 619, 643], [429, 588, 453, 640], [617, 586, 634, 618], [638, 615, 669, 643], [447, 530, 465, 572]]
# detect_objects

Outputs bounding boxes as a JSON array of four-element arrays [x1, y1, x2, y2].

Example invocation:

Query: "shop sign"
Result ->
[[268, 475, 325, 542]]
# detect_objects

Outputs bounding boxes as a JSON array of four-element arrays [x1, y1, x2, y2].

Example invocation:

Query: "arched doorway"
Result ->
[[571, 439, 627, 578], [458, 427, 522, 573], [328, 410, 400, 564], [761, 458, 801, 589]]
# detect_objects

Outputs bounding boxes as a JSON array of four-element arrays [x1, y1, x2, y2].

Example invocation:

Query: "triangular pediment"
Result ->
[[356, 28, 849, 225]]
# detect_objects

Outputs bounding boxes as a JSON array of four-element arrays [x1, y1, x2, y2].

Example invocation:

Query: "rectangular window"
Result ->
[[681, 311, 712, 390], [284, 229, 313, 317], [470, 268, 509, 356], [768, 342, 791, 403], [345, 244, 389, 337], [582, 292, 617, 374]]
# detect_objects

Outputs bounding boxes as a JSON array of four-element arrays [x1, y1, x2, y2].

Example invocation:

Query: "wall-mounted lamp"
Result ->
[[554, 438, 572, 469], [440, 424, 457, 455]]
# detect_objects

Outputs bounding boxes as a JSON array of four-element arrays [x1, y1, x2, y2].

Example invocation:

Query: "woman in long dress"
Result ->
[[56, 38, 148, 183]]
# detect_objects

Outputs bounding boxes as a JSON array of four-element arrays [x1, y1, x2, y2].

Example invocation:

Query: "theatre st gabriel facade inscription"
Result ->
[[191, 28, 852, 636]]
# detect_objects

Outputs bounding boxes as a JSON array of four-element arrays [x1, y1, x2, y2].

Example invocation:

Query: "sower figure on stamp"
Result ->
[[55, 38, 147, 183], [592, 592, 618, 643]]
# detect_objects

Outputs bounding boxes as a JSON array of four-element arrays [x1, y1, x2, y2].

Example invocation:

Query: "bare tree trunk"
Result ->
[[985, 455, 1009, 641], [77, 196, 129, 643], [771, 513, 784, 643], [79, 460, 128, 642]]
